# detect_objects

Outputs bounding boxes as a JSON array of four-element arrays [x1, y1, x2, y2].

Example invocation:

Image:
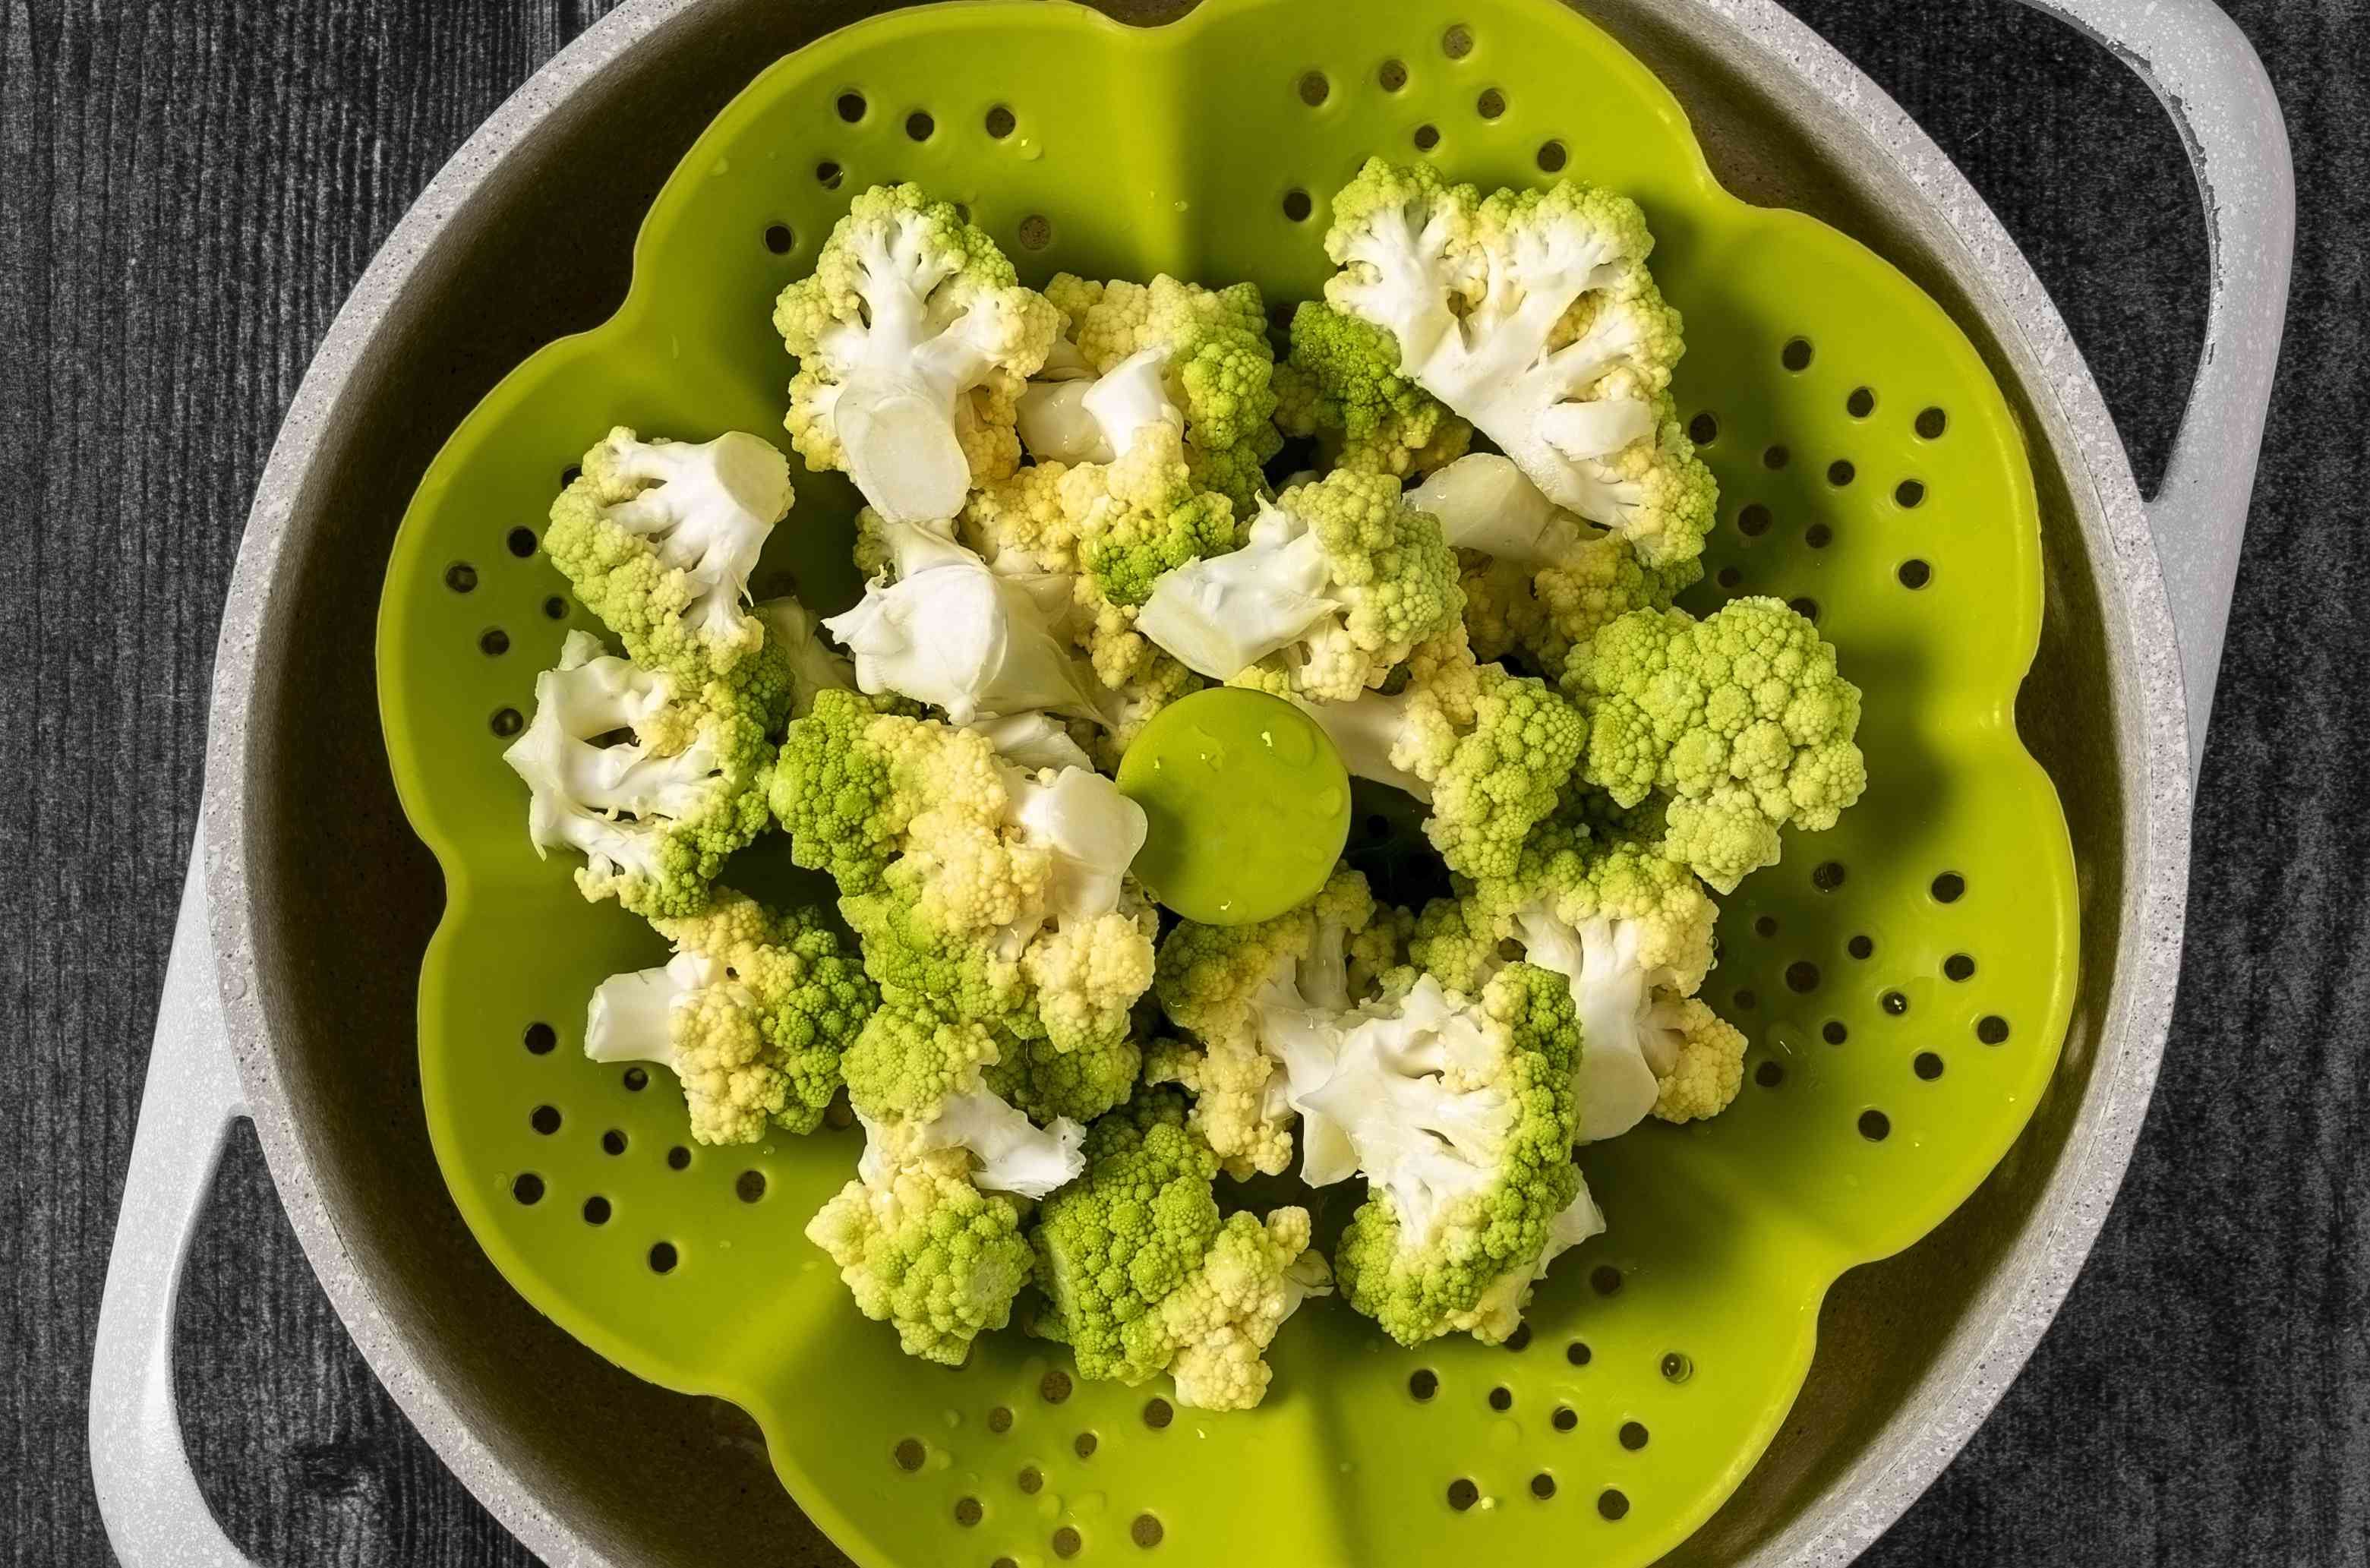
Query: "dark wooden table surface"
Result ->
[[5, 2, 2365, 1563]]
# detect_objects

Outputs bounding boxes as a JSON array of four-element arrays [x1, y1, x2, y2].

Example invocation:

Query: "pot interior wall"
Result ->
[[229, 2, 2138, 1562]]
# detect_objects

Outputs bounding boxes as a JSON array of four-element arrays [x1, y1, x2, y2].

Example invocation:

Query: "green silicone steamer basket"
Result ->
[[377, 0, 2079, 1561]]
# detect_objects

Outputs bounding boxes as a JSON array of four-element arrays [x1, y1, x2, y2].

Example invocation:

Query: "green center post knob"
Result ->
[[1115, 688, 1352, 926]]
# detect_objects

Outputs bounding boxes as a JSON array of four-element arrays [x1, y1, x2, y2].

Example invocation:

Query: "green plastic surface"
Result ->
[[1116, 688, 1351, 924], [376, 1, 2080, 1563]]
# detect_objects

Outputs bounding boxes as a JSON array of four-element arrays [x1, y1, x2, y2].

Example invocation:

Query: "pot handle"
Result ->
[[89, 825, 263, 1568], [2015, 0, 2294, 780]]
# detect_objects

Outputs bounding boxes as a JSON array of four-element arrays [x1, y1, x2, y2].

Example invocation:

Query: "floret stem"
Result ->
[[1303, 692, 1433, 804], [584, 953, 721, 1066]]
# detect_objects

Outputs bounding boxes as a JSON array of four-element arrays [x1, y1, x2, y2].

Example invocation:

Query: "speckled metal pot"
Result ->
[[90, 2, 2290, 1564]]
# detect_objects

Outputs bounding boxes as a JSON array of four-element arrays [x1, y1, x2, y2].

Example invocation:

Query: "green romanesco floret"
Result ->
[[838, 1003, 1087, 1197], [580, 891, 875, 1143], [1405, 895, 1501, 998], [1302, 619, 1589, 882], [1072, 426, 1243, 608], [974, 390, 1242, 610], [841, 1002, 1003, 1121], [1037, 273, 1284, 513], [1135, 469, 1463, 702], [1273, 301, 1472, 479], [774, 695, 1157, 1049], [1412, 453, 1703, 670], [986, 1025, 1144, 1126], [1302, 964, 1600, 1346], [1320, 159, 1716, 566], [541, 427, 794, 696], [1029, 1089, 1329, 1410], [1150, 869, 1388, 1177], [960, 423, 1239, 713], [773, 183, 1059, 525], [768, 687, 938, 894], [1409, 809, 1737, 1139], [503, 631, 773, 918], [1565, 596, 1867, 892], [806, 1147, 1037, 1367], [821, 1002, 1083, 1365]]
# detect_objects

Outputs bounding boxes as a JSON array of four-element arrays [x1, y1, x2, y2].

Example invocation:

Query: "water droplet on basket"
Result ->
[[711, 157, 731, 176], [1488, 1418, 1520, 1450], [1311, 784, 1344, 818], [1074, 1491, 1108, 1516], [1018, 139, 1043, 161]]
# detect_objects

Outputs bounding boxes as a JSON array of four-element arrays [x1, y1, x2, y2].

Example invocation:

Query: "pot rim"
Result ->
[[200, 2, 2192, 1562]]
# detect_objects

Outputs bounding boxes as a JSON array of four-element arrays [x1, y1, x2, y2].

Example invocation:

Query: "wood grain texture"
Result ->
[[3, 1, 2363, 1564]]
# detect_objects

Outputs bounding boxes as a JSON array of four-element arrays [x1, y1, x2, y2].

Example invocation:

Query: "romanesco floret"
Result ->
[[963, 405, 1239, 720], [1028, 273, 1284, 512], [775, 695, 1157, 1051], [1135, 469, 1462, 701], [1273, 301, 1472, 479], [583, 890, 876, 1141], [1644, 995, 1747, 1123], [1565, 597, 1868, 892], [1410, 810, 1736, 1139], [1029, 1089, 1329, 1410], [1149, 869, 1389, 1176], [1292, 965, 1601, 1346], [1302, 620, 1588, 881], [806, 1146, 1037, 1367], [1320, 159, 1716, 566], [1411, 453, 1701, 670], [986, 1024, 1144, 1126], [840, 1003, 1087, 1197], [769, 686, 934, 893], [503, 631, 772, 917], [541, 427, 794, 689], [772, 183, 1059, 525], [749, 594, 857, 720], [819, 1005, 1081, 1356]]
